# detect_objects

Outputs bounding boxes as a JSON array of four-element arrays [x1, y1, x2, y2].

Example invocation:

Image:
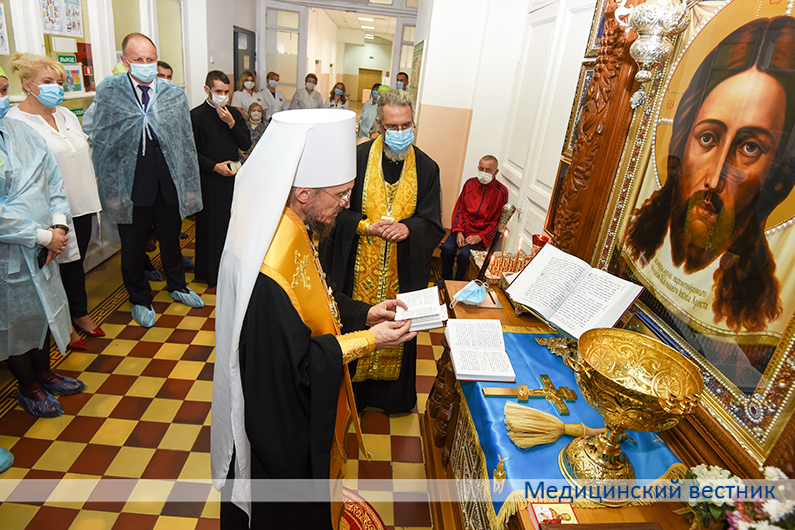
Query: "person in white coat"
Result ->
[[260, 71, 286, 122], [289, 73, 323, 110], [230, 70, 264, 121], [8, 52, 104, 350], [324, 82, 349, 109]]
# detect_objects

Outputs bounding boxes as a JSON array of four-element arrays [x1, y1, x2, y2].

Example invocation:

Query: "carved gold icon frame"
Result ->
[[593, 0, 795, 466]]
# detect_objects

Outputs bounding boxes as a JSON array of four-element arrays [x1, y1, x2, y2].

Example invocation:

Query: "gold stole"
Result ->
[[260, 207, 360, 530], [351, 135, 418, 382]]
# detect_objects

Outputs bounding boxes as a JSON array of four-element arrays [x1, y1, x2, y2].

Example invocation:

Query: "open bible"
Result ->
[[505, 244, 643, 339], [444, 319, 515, 382]]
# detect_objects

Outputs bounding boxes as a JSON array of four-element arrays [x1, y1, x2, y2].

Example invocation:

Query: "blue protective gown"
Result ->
[[0, 118, 72, 359], [84, 74, 202, 224], [358, 104, 377, 140]]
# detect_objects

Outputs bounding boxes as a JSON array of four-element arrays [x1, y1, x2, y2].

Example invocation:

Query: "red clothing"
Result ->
[[450, 177, 508, 247]]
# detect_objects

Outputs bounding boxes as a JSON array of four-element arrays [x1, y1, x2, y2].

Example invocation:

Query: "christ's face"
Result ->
[[672, 69, 786, 272]]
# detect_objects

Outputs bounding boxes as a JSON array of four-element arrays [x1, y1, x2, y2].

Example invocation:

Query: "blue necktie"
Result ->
[[139, 85, 157, 141], [139, 85, 150, 110]]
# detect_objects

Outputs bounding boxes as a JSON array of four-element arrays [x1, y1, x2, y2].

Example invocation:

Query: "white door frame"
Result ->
[[259, 0, 309, 94], [258, 0, 417, 91]]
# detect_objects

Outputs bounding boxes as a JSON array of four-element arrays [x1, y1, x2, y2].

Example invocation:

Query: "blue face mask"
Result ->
[[384, 128, 415, 153], [0, 95, 9, 119], [451, 280, 487, 308], [32, 83, 65, 107], [128, 62, 158, 84], [372, 90, 379, 100], [334, 88, 343, 96], [395, 81, 405, 90]]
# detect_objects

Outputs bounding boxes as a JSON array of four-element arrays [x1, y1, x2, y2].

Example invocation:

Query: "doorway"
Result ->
[[233, 26, 256, 88], [358, 68, 382, 103]]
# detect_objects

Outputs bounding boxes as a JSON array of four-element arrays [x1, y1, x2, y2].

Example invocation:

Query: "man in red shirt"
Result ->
[[441, 155, 508, 280]]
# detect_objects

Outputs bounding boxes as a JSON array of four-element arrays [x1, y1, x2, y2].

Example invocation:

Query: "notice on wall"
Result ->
[[0, 5, 9, 56], [41, 0, 83, 38], [410, 40, 424, 102], [63, 62, 83, 92]]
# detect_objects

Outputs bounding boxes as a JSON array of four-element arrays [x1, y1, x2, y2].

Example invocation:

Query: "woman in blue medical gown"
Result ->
[[0, 66, 87, 418]]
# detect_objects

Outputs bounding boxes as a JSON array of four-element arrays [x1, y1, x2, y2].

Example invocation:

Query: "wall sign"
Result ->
[[0, 5, 9, 55], [41, 0, 83, 38]]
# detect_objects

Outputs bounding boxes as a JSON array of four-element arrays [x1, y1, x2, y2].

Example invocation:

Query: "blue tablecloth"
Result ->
[[459, 332, 682, 515]]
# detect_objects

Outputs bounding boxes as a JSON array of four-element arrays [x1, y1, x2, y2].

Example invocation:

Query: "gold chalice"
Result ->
[[559, 328, 703, 489]]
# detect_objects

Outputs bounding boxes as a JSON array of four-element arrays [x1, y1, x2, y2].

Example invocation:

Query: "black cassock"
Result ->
[[228, 273, 370, 530], [321, 140, 445, 414], [190, 103, 251, 287]]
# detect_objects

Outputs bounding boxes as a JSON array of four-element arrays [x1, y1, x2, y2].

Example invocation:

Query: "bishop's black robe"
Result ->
[[232, 273, 370, 530], [190, 102, 251, 287], [321, 139, 445, 414]]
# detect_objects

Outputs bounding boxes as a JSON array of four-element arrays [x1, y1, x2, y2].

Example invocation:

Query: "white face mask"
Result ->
[[477, 171, 495, 185], [306, 82, 316, 91], [268, 79, 279, 88], [250, 111, 262, 122], [211, 92, 228, 107], [243, 81, 255, 90]]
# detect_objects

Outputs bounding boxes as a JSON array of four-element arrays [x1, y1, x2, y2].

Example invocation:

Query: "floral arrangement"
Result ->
[[674, 464, 795, 530]]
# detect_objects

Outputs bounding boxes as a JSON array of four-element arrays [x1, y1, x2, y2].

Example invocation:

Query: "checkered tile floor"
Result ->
[[0, 223, 441, 530]]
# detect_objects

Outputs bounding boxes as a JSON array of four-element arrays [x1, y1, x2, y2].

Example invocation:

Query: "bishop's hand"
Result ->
[[370, 320, 416, 349], [366, 299, 408, 326]]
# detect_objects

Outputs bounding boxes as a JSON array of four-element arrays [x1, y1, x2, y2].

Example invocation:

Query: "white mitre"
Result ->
[[211, 109, 356, 517]]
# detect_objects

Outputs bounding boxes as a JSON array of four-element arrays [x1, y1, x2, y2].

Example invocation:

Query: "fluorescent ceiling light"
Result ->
[[361, 25, 375, 29], [365, 35, 374, 39], [358, 17, 374, 21]]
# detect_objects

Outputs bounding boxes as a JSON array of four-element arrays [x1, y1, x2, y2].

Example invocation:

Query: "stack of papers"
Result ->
[[395, 286, 449, 332]]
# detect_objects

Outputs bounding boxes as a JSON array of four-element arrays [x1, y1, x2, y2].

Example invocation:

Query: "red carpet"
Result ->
[[343, 488, 387, 530]]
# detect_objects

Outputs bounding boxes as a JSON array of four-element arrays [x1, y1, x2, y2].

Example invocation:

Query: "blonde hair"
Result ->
[[238, 70, 257, 92], [330, 82, 347, 104], [9, 52, 66, 83]]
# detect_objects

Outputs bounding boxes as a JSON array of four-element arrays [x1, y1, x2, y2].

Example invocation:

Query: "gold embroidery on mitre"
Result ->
[[350, 136, 418, 381]]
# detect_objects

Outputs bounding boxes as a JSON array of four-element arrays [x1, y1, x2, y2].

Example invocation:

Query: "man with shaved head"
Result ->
[[85, 33, 204, 328]]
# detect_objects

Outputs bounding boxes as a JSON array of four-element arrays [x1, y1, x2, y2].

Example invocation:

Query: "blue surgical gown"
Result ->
[[359, 104, 377, 140], [85, 74, 202, 224], [0, 118, 72, 359]]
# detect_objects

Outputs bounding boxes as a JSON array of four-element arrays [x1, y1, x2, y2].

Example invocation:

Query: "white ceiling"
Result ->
[[324, 9, 396, 46]]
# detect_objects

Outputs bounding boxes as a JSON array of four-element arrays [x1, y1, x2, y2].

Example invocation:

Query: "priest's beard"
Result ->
[[305, 197, 339, 243], [384, 143, 409, 163], [670, 188, 735, 273]]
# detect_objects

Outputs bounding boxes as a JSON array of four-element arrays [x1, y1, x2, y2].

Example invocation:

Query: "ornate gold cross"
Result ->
[[482, 374, 578, 415], [292, 251, 311, 289]]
